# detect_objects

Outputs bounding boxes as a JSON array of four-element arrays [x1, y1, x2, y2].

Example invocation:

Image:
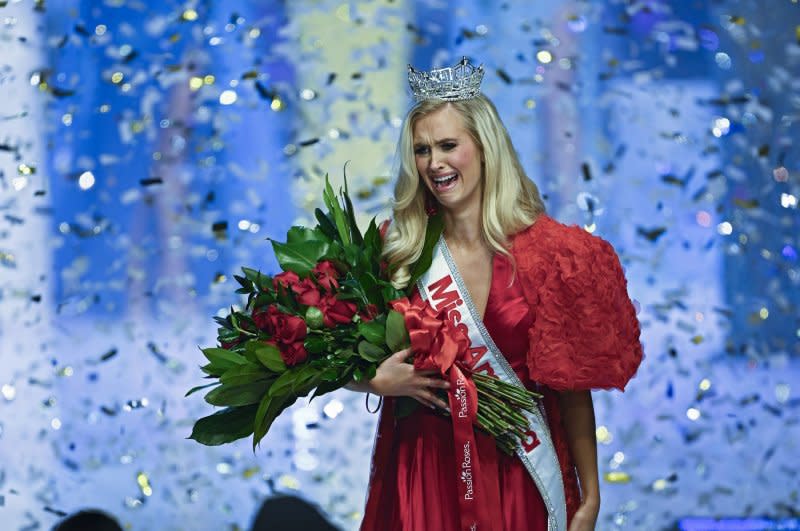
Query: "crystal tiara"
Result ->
[[407, 56, 485, 102]]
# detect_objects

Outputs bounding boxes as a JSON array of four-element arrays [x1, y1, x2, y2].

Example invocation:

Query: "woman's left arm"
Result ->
[[559, 390, 600, 531]]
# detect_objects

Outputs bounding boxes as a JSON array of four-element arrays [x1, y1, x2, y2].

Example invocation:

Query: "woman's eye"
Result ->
[[414, 146, 429, 156], [441, 142, 456, 151]]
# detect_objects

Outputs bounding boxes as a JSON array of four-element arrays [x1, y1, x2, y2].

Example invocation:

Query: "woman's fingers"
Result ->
[[416, 376, 449, 391], [417, 390, 449, 411], [391, 348, 412, 361], [413, 396, 435, 409]]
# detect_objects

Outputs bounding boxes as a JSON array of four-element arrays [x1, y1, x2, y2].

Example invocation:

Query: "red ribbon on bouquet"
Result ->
[[390, 297, 485, 531]]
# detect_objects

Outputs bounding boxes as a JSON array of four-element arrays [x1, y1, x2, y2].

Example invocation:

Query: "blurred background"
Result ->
[[1, 0, 799, 529]]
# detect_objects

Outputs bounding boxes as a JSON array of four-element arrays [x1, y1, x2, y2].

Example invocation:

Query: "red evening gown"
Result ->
[[362, 214, 645, 530], [360, 253, 548, 531]]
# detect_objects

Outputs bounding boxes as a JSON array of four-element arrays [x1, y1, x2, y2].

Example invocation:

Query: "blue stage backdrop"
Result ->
[[0, 1, 798, 530]]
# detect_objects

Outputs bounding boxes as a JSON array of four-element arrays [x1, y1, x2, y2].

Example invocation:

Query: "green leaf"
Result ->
[[286, 225, 321, 244], [407, 212, 444, 294], [268, 369, 298, 398], [319, 367, 340, 382], [341, 173, 363, 246], [363, 218, 380, 256], [315, 208, 337, 240], [217, 332, 241, 348], [271, 239, 330, 277], [200, 363, 222, 377], [304, 335, 328, 355], [188, 404, 258, 446], [336, 348, 356, 360], [358, 320, 385, 345], [204, 379, 270, 407], [381, 284, 405, 307], [201, 347, 249, 371], [342, 245, 360, 269], [233, 274, 253, 291], [254, 343, 287, 373], [185, 382, 219, 397], [310, 378, 344, 402], [219, 363, 270, 385], [385, 310, 410, 352], [324, 176, 350, 246], [358, 272, 382, 306], [252, 394, 295, 449], [357, 340, 386, 362], [241, 267, 270, 292]]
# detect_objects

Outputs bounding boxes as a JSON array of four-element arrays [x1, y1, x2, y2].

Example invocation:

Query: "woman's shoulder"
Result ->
[[511, 213, 617, 266], [511, 214, 643, 392]]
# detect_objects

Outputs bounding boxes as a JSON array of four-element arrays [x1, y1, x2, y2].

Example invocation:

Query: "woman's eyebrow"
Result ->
[[413, 137, 458, 147]]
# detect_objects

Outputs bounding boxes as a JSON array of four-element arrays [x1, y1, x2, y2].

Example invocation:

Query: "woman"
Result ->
[[349, 58, 643, 531]]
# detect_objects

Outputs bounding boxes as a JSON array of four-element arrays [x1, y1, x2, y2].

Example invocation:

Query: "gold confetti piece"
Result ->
[[242, 466, 260, 479], [596, 425, 613, 444], [652, 478, 668, 491], [604, 471, 631, 484], [278, 473, 300, 490], [17, 163, 36, 175], [181, 8, 198, 21], [691, 335, 704, 344], [136, 472, 153, 497]]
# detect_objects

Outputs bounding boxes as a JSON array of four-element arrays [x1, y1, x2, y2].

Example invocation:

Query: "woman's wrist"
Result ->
[[345, 374, 382, 394]]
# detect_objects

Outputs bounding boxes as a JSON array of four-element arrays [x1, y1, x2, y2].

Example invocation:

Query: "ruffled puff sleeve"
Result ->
[[512, 215, 643, 392]]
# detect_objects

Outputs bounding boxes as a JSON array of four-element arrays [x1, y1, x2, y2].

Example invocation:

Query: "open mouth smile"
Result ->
[[431, 173, 458, 191]]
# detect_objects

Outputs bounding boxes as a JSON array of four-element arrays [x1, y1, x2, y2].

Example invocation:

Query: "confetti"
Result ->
[[0, 1, 798, 530]]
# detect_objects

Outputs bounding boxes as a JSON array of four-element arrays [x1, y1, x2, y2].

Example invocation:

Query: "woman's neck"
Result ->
[[442, 204, 484, 250]]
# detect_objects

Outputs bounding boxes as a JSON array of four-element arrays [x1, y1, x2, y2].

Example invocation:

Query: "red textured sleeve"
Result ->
[[513, 216, 643, 391]]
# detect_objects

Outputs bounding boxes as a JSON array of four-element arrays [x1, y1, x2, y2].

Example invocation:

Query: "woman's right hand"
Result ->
[[367, 349, 450, 410]]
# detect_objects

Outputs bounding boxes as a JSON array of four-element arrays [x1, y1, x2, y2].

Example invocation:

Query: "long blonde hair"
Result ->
[[383, 94, 546, 289]]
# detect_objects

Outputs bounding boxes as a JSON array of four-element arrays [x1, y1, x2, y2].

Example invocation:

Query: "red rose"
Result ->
[[262, 307, 308, 366], [252, 308, 272, 331], [359, 303, 379, 322], [312, 260, 339, 292], [263, 306, 306, 342], [280, 340, 308, 366], [273, 271, 300, 292], [317, 294, 357, 327], [293, 278, 322, 306]]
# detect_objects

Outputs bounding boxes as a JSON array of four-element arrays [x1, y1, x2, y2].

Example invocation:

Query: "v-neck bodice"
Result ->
[[409, 252, 535, 385]]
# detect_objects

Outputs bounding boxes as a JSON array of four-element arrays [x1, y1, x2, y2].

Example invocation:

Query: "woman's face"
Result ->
[[412, 105, 483, 215]]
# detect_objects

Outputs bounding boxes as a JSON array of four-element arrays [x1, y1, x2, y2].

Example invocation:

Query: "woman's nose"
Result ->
[[429, 149, 444, 170]]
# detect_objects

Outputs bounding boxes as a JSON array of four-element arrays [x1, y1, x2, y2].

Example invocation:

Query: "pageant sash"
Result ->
[[417, 237, 568, 531]]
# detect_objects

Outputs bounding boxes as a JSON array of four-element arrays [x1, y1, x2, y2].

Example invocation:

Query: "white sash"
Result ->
[[418, 237, 568, 531]]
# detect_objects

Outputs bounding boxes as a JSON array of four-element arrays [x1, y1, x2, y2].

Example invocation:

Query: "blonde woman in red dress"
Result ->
[[349, 58, 643, 531]]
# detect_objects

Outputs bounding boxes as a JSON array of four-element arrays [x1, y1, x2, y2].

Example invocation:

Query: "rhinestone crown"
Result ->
[[407, 56, 485, 102]]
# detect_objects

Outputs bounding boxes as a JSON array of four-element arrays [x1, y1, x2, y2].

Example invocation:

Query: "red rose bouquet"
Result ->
[[187, 178, 540, 453]]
